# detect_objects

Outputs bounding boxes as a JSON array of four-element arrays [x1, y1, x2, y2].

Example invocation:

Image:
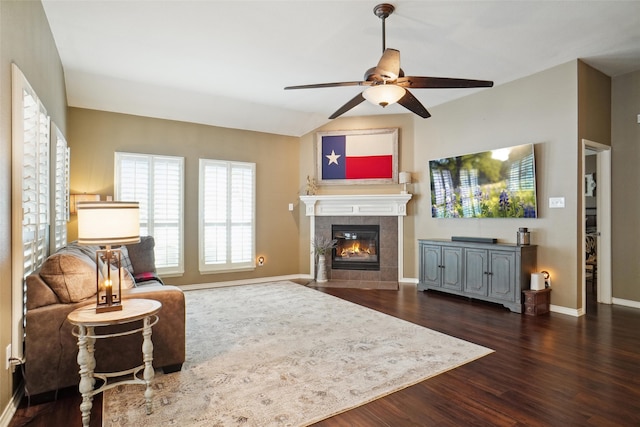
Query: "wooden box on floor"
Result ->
[[523, 288, 551, 315]]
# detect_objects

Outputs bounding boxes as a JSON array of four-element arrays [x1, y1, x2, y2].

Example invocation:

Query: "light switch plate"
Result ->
[[5, 344, 11, 370], [549, 197, 565, 208]]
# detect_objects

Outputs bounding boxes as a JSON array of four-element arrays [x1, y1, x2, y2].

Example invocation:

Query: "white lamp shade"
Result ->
[[399, 171, 412, 184], [363, 84, 406, 107], [77, 201, 140, 246]]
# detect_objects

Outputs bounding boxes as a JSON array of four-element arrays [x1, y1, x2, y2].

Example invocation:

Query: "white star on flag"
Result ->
[[326, 150, 341, 165]]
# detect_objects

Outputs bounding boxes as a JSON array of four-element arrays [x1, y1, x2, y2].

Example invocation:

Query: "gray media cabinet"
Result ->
[[418, 239, 537, 313]]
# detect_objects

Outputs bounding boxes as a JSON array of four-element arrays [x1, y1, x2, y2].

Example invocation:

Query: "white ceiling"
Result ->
[[41, 1, 640, 137]]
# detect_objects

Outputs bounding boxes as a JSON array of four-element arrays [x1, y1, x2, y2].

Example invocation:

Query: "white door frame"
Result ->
[[581, 139, 612, 308]]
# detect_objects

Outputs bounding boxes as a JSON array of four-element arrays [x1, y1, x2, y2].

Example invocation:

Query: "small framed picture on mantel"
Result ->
[[316, 128, 398, 185]]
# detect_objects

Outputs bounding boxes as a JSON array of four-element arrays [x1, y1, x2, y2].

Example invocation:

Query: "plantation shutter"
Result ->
[[199, 159, 255, 272], [117, 154, 150, 234], [11, 64, 51, 362], [115, 152, 184, 276], [153, 158, 182, 270], [51, 123, 70, 252]]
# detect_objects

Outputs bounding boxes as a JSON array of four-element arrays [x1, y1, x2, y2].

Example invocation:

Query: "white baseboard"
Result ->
[[612, 297, 640, 309], [550, 304, 582, 317], [0, 384, 23, 427], [180, 274, 311, 291], [182, 275, 418, 292], [550, 298, 640, 317]]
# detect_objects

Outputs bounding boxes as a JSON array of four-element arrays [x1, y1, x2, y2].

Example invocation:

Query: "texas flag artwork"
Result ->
[[320, 131, 396, 182]]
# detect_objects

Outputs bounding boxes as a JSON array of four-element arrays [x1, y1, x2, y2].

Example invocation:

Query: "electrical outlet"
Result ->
[[5, 344, 11, 370]]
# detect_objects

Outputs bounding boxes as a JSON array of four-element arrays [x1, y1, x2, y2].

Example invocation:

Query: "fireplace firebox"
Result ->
[[331, 224, 380, 271]]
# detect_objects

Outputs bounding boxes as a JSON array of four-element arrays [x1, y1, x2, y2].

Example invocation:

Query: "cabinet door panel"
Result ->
[[464, 249, 488, 296], [442, 247, 463, 290], [489, 251, 516, 301], [421, 245, 442, 287]]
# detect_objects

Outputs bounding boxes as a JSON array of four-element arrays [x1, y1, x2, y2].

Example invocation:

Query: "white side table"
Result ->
[[67, 298, 162, 427]]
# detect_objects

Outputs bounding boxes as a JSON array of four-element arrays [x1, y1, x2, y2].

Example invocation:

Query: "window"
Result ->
[[51, 122, 70, 252], [199, 159, 255, 273], [115, 152, 184, 276], [11, 64, 51, 362]]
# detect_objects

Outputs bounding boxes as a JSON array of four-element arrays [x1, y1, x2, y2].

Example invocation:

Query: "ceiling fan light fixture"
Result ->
[[363, 84, 406, 108]]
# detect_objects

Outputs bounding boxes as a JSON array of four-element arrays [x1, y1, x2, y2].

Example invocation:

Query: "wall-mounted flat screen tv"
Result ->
[[429, 143, 537, 218]]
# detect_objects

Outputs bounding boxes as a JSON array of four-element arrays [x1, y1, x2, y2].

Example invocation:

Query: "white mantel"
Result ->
[[300, 194, 412, 217], [300, 193, 412, 282]]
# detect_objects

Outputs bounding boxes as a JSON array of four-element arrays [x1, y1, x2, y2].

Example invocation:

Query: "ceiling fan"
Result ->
[[285, 3, 493, 119]]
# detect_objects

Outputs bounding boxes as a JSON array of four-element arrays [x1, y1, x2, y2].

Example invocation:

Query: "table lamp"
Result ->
[[77, 201, 140, 313], [399, 171, 412, 194]]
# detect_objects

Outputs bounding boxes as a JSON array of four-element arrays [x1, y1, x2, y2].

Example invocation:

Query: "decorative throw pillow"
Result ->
[[126, 236, 156, 275], [40, 252, 97, 303], [134, 271, 164, 285], [117, 245, 134, 275], [100, 261, 136, 290], [121, 267, 136, 289]]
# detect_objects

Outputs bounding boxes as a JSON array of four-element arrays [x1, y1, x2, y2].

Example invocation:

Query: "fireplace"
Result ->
[[300, 194, 411, 289], [331, 224, 380, 271]]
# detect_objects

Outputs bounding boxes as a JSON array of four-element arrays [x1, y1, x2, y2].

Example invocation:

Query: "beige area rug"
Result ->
[[103, 281, 493, 426]]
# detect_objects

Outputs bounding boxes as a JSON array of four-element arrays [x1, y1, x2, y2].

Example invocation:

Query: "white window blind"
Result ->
[[51, 123, 70, 252], [115, 152, 184, 276], [199, 159, 255, 273], [11, 64, 51, 362]]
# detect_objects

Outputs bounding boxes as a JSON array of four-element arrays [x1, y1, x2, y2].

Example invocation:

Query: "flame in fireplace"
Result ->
[[340, 242, 371, 258]]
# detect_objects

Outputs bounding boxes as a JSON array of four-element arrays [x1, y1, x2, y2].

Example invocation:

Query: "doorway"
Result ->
[[582, 139, 612, 312]]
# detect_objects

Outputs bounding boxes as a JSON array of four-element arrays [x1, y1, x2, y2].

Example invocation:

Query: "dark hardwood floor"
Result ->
[[10, 284, 640, 426]]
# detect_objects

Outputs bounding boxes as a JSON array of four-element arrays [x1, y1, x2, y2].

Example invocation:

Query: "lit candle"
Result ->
[[104, 279, 113, 304]]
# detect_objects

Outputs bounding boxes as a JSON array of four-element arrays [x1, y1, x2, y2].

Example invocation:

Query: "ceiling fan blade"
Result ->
[[285, 81, 369, 90], [397, 89, 431, 118], [374, 48, 401, 80], [397, 76, 494, 89], [329, 92, 366, 119]]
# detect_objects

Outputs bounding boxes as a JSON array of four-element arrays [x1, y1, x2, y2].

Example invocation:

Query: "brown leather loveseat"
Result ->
[[23, 236, 185, 397]]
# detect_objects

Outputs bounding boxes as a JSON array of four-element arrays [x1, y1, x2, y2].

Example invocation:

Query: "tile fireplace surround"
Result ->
[[300, 194, 412, 289]]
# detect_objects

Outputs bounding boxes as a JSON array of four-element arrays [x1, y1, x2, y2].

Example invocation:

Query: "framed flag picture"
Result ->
[[316, 128, 398, 185]]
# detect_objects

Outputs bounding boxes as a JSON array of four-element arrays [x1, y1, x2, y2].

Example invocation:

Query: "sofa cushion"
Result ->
[[26, 273, 60, 309], [126, 236, 156, 275], [39, 251, 97, 303]]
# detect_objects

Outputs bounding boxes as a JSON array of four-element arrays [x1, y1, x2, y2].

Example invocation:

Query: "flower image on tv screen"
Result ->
[[429, 143, 537, 218]]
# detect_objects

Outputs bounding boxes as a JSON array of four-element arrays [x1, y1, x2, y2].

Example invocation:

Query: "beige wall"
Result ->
[[578, 60, 612, 146], [0, 0, 67, 414], [67, 108, 301, 286], [612, 69, 640, 302]]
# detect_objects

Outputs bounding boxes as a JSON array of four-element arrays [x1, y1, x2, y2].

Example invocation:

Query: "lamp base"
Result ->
[[96, 303, 123, 314]]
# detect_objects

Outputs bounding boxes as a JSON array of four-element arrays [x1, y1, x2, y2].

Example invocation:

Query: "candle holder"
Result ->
[[95, 247, 123, 313]]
